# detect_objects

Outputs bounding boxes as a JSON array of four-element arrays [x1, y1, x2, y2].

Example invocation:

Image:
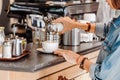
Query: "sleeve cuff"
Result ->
[[95, 23, 105, 38], [89, 64, 98, 79]]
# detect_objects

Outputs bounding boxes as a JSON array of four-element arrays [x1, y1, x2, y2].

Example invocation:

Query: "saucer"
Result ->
[[36, 48, 54, 54]]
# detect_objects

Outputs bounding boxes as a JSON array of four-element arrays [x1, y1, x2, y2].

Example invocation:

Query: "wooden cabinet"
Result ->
[[0, 50, 99, 80], [40, 50, 99, 80]]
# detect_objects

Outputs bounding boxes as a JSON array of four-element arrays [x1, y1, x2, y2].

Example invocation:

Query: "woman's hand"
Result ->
[[54, 49, 83, 64], [54, 49, 93, 72], [52, 17, 77, 34]]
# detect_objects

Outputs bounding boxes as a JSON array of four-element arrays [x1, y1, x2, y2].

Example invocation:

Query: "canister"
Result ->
[[2, 41, 12, 58], [63, 28, 80, 46]]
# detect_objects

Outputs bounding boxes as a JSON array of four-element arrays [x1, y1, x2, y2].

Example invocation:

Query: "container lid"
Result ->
[[3, 41, 11, 46], [0, 27, 5, 31]]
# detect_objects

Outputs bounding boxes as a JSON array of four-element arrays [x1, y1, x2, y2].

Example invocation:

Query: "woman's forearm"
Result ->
[[77, 56, 93, 72], [75, 22, 96, 33], [89, 23, 96, 33], [84, 59, 93, 72]]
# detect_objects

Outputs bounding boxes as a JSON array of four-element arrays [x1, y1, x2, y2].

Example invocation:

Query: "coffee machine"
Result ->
[[8, 1, 98, 44], [7, 1, 44, 43], [63, 2, 98, 46]]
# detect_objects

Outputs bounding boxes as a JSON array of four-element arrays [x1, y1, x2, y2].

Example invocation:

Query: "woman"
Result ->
[[97, 0, 120, 23], [53, 0, 120, 80]]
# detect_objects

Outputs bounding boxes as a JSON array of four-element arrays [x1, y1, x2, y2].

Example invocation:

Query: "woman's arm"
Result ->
[[52, 17, 96, 34], [75, 22, 96, 33], [54, 49, 93, 72]]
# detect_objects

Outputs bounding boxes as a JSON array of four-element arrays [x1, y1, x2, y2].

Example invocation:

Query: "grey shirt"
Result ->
[[95, 23, 105, 38], [96, 0, 120, 23]]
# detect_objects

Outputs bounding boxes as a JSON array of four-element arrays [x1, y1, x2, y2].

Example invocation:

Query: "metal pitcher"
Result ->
[[11, 37, 27, 56], [63, 28, 80, 46]]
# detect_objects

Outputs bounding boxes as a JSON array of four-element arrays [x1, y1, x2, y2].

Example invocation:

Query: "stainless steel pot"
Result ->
[[63, 28, 80, 46]]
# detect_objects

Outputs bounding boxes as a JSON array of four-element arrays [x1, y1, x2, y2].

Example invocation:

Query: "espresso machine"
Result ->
[[8, 1, 98, 45], [8, 0, 68, 44], [7, 1, 44, 43], [63, 2, 98, 46]]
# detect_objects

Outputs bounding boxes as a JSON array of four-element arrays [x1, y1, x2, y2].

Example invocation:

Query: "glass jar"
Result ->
[[0, 27, 5, 44], [2, 41, 12, 58], [0, 27, 5, 58]]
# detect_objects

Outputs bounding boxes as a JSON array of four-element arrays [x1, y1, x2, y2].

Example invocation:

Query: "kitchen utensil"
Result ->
[[2, 41, 12, 58], [11, 37, 27, 57], [0, 27, 5, 44], [42, 41, 59, 53], [27, 14, 45, 29], [12, 24, 18, 37], [63, 28, 80, 46]]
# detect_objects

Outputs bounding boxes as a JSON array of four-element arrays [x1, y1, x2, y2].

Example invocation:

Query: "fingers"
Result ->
[[59, 29, 66, 34], [52, 16, 73, 34], [54, 49, 64, 56], [52, 17, 64, 23], [59, 31, 64, 34], [54, 49, 69, 57], [52, 16, 70, 23]]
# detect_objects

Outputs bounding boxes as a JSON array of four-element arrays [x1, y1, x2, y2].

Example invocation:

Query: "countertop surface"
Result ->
[[0, 41, 102, 72]]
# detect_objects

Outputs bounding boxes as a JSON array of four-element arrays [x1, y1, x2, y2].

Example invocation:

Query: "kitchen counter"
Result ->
[[0, 41, 102, 72]]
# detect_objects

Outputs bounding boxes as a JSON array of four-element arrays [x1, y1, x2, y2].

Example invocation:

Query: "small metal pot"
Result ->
[[63, 28, 80, 46]]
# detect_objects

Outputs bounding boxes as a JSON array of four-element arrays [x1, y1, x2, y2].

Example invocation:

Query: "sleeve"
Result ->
[[96, 0, 104, 22], [95, 22, 110, 38], [89, 64, 102, 80], [95, 23, 105, 38], [89, 33, 120, 80]]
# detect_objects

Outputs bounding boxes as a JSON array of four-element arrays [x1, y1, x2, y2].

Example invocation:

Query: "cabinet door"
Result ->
[[40, 51, 99, 80], [40, 65, 85, 80], [73, 57, 98, 80], [74, 73, 91, 80]]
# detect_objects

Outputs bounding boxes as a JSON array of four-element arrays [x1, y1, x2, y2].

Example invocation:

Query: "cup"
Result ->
[[42, 41, 59, 53]]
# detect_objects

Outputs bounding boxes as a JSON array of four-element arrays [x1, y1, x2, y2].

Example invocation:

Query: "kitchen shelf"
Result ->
[[8, 2, 99, 17]]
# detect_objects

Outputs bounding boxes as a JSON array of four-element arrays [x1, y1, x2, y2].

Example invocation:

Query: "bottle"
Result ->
[[54, 28, 60, 43], [0, 27, 5, 44], [32, 27, 40, 44], [0, 44, 2, 58], [0, 27, 5, 58], [2, 41, 12, 58]]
